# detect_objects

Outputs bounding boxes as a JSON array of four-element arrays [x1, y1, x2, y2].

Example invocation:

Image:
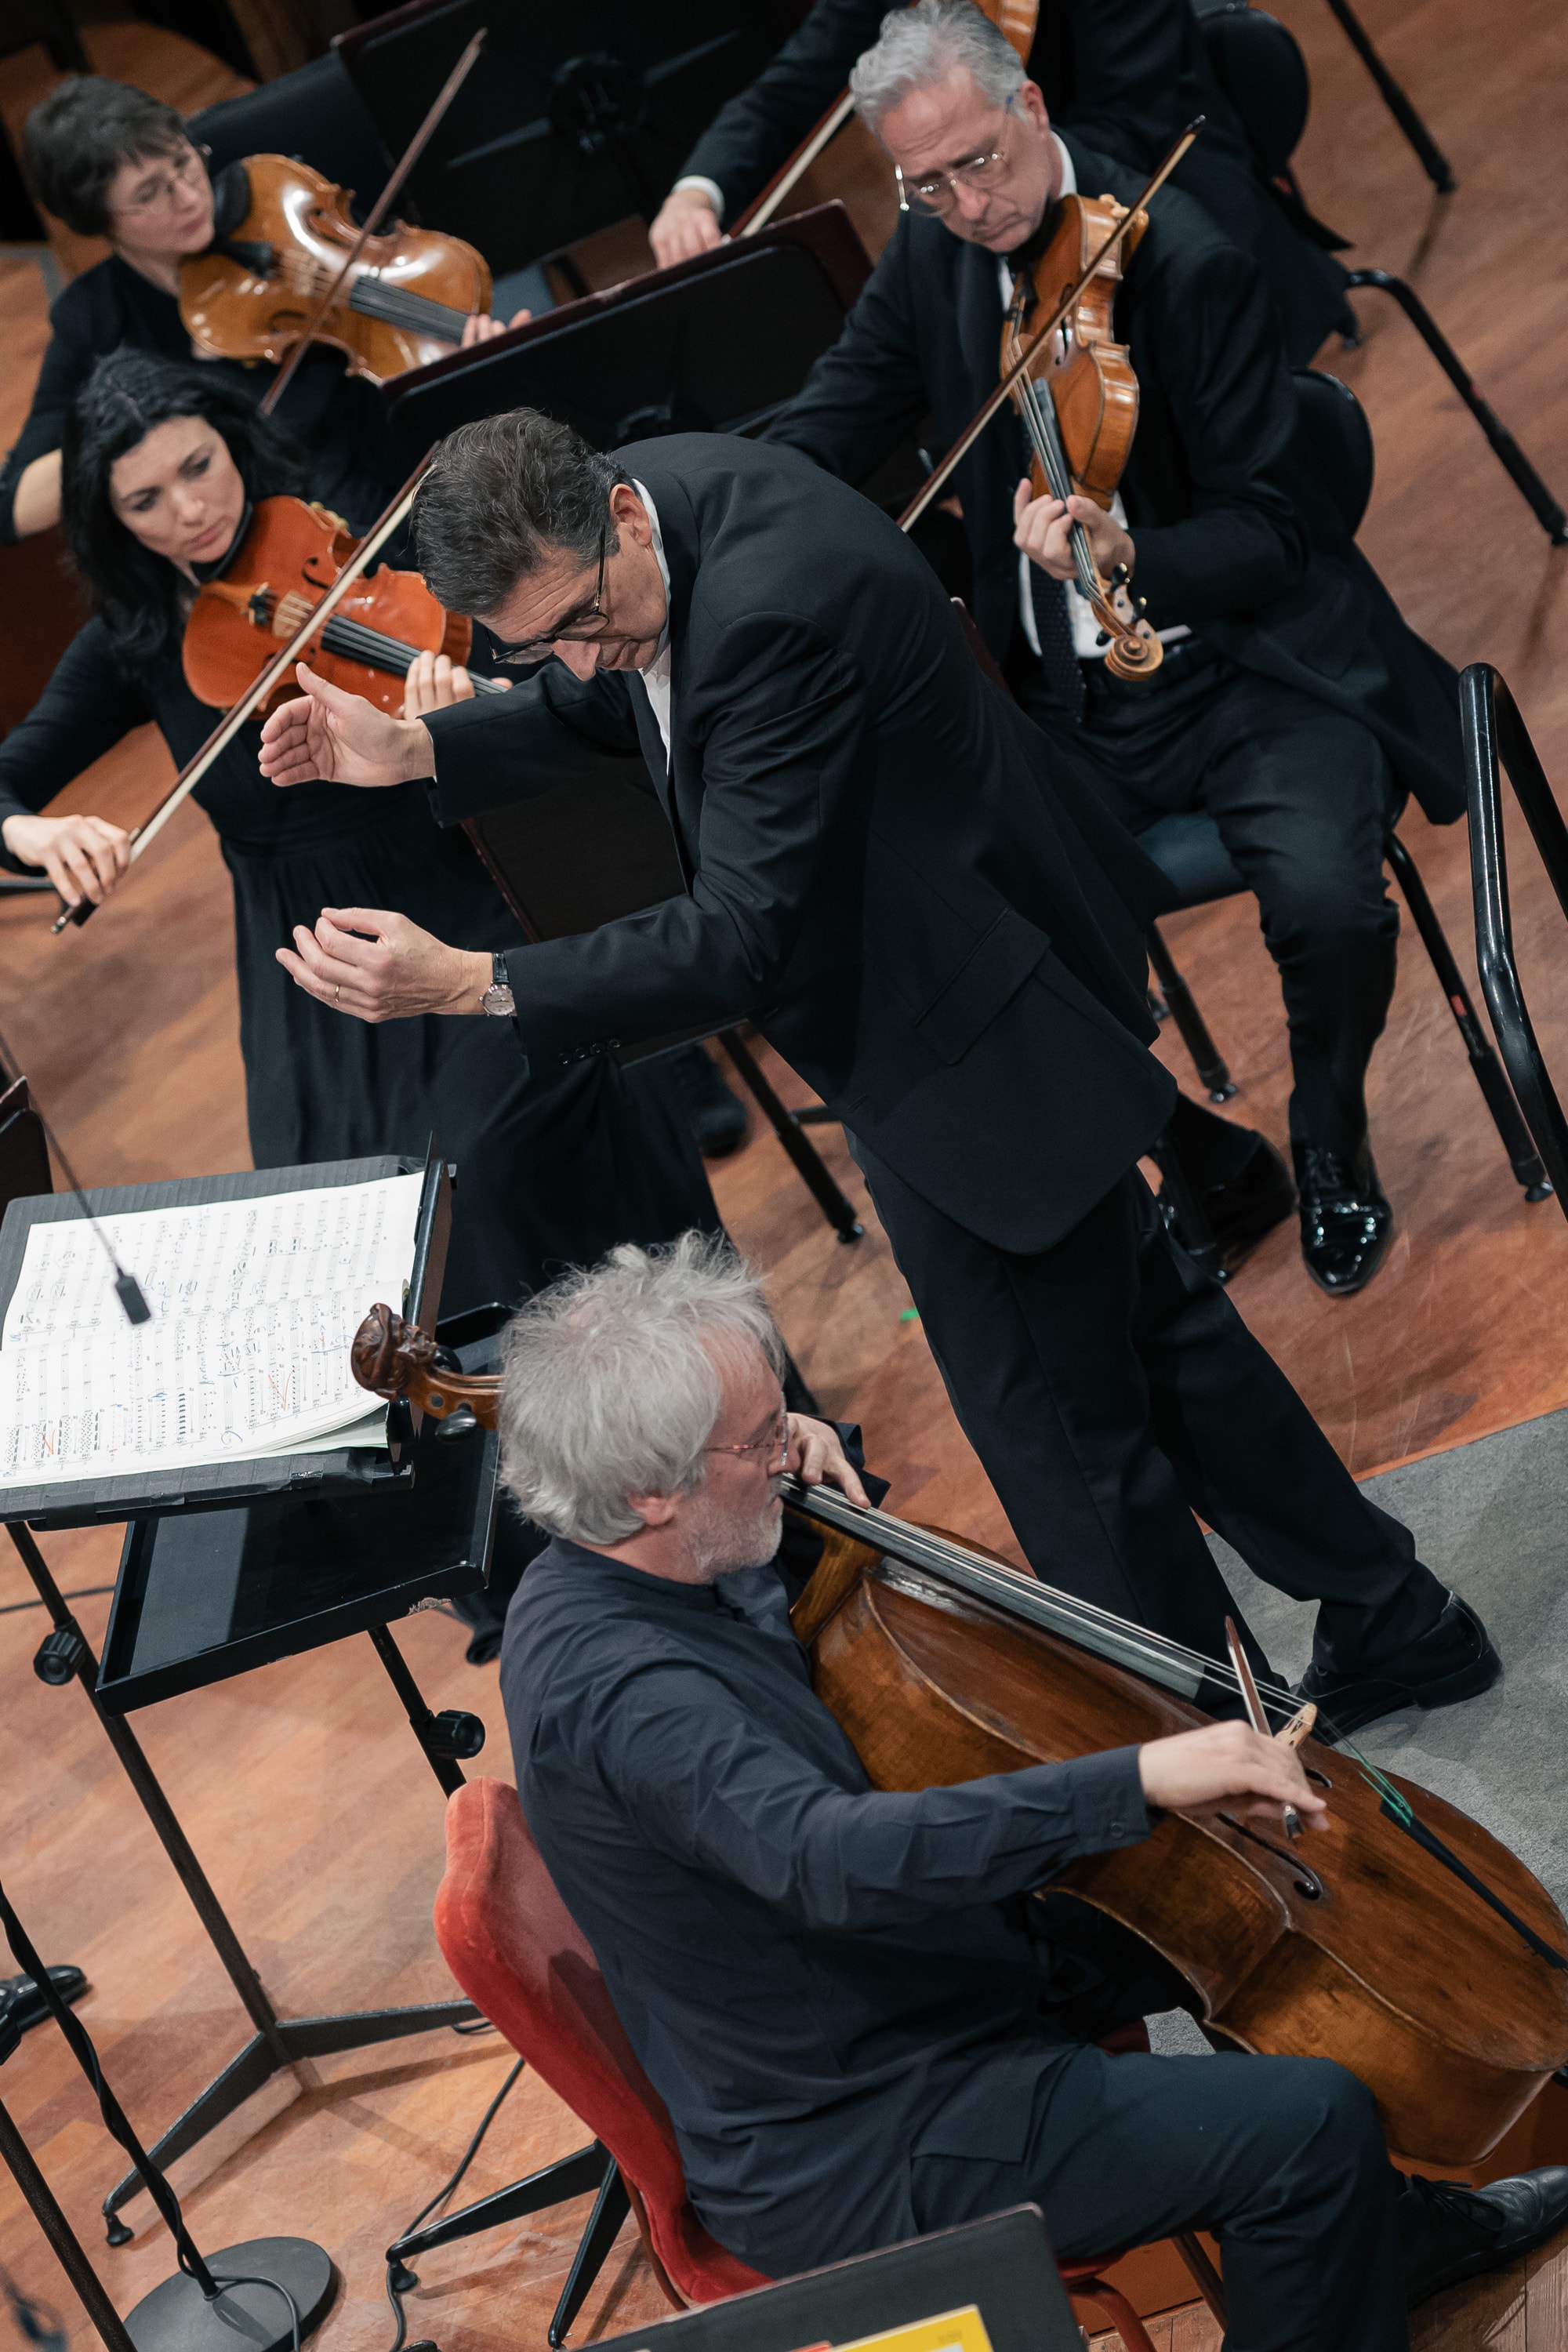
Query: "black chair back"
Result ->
[[1291, 366, 1375, 536], [1192, 2, 1311, 176], [189, 53, 391, 213]]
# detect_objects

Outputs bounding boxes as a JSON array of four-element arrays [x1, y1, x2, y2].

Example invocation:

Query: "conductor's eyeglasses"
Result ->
[[895, 100, 1019, 214], [495, 523, 611, 665]]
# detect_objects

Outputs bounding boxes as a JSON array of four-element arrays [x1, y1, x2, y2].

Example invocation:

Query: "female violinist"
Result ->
[[0, 76, 526, 546], [0, 351, 722, 1323]]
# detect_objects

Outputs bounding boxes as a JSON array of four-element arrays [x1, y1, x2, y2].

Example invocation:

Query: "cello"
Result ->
[[348, 1303, 1568, 2169]]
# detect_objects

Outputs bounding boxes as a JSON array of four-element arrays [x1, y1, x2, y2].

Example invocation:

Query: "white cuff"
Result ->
[[672, 174, 725, 223]]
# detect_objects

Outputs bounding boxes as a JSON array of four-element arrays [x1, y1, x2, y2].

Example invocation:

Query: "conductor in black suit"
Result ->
[[646, 0, 1349, 366], [765, 0, 1465, 1298], [256, 413, 1497, 1738]]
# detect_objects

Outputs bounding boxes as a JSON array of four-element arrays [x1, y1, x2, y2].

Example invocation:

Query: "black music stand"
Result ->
[[334, 0, 790, 275], [593, 2207, 1083, 2352], [382, 203, 874, 456], [0, 1152, 500, 2240]]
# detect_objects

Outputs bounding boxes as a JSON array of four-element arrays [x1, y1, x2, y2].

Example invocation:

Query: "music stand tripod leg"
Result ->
[[7, 1524, 480, 2237], [715, 1030, 864, 1243]]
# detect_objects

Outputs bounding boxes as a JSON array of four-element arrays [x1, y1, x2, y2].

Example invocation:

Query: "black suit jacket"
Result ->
[[423, 434, 1177, 1254], [677, 0, 1344, 363], [765, 136, 1465, 822]]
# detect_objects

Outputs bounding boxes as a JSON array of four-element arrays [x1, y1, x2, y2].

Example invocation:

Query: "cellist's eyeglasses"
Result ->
[[494, 522, 612, 664], [704, 1410, 789, 1468], [895, 100, 1018, 215]]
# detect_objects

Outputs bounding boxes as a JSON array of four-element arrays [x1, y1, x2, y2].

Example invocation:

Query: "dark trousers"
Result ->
[[849, 1141, 1445, 1679], [1015, 639, 1400, 1160], [911, 2038, 1406, 2350], [916, 1904, 1409, 2350]]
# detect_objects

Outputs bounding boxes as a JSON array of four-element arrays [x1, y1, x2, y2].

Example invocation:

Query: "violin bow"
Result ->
[[733, 89, 858, 239], [257, 26, 488, 420], [51, 456, 431, 935], [898, 118, 1202, 534]]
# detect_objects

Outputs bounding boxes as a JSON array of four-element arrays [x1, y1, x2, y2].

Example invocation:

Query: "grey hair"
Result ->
[[850, 0, 1025, 139], [412, 406, 622, 619], [497, 1232, 787, 1546]]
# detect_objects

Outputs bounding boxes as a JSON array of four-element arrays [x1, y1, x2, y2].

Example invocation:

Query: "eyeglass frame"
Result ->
[[894, 94, 1022, 215], [111, 141, 211, 223], [492, 520, 615, 666], [703, 1406, 790, 1468]]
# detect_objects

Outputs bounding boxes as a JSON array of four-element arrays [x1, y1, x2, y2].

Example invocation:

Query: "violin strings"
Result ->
[[1012, 352, 1101, 610], [267, 252, 469, 342]]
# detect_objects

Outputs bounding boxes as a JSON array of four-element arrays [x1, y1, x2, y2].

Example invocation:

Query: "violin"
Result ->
[[180, 154, 491, 387], [182, 495, 509, 717], [352, 1301, 1568, 2168], [1003, 190, 1162, 681]]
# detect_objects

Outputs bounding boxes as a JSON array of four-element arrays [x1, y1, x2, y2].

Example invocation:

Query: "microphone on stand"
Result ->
[[0, 1027, 149, 1325]]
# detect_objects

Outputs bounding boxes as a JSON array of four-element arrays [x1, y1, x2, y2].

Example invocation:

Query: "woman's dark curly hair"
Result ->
[[62, 350, 307, 665]]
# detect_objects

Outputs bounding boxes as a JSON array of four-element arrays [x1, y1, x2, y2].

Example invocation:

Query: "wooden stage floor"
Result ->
[[2, 0, 1568, 2346]]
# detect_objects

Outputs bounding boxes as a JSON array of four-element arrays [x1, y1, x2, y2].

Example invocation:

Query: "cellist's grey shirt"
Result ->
[[501, 1534, 1150, 2273]]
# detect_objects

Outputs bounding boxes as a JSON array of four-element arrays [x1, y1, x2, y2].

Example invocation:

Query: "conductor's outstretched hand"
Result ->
[[258, 665, 434, 789]]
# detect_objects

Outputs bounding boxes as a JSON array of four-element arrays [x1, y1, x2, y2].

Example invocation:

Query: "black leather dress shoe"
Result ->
[[664, 1043, 748, 1158], [0, 1964, 87, 2038], [1295, 1141, 1392, 1294], [1400, 2165, 1568, 2306], [1294, 1592, 1501, 1737]]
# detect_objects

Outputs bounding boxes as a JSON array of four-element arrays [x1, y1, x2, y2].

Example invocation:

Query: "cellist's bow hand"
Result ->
[[1012, 478, 1134, 585], [786, 1414, 870, 1508], [2, 812, 130, 907], [1138, 1722, 1328, 1830], [259, 663, 433, 789]]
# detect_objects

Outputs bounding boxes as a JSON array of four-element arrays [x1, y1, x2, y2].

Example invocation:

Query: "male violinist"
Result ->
[[647, 0, 1349, 367], [495, 1229, 1568, 2348], [763, 0, 1466, 1301], [256, 405, 1497, 1739]]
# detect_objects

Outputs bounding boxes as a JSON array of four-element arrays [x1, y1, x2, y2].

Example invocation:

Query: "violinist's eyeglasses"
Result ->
[[494, 523, 612, 666], [895, 100, 1018, 215], [114, 144, 209, 220]]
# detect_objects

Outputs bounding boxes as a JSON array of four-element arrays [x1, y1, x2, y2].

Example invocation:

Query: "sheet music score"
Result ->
[[0, 1174, 423, 1486]]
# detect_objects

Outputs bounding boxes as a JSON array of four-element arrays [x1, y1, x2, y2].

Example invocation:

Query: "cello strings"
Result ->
[[784, 1479, 1366, 1747]]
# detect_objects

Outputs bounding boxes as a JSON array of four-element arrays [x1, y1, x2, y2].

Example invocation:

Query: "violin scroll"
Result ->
[[351, 1303, 502, 1428]]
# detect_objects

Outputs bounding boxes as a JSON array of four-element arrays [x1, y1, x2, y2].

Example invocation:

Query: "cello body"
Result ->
[[793, 1520, 1568, 2166], [344, 1304, 1568, 2166], [180, 154, 490, 387]]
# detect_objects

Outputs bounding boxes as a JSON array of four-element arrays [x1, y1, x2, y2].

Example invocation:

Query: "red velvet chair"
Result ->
[[416, 1777, 1219, 2351]]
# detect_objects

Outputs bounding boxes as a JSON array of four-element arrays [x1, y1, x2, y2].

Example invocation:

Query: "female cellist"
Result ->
[[0, 351, 722, 1327], [0, 76, 526, 545]]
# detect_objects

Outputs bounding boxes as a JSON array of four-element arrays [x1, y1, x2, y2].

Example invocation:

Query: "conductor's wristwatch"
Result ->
[[479, 952, 516, 1018]]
